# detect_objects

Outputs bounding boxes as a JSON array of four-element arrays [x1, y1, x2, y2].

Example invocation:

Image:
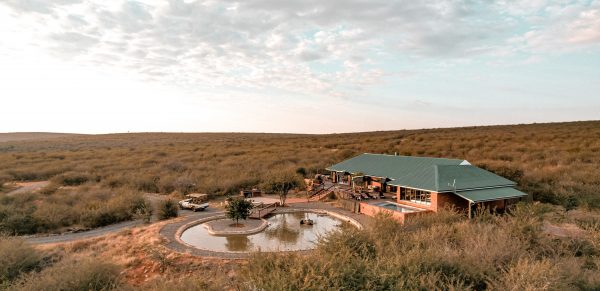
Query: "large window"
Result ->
[[399, 188, 431, 205]]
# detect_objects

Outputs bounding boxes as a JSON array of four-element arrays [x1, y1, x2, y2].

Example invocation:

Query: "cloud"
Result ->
[[500, 1, 600, 53], [566, 8, 600, 44], [1, 0, 599, 101]]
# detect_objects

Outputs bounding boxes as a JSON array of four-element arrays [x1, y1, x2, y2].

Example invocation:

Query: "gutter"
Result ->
[[452, 189, 528, 204]]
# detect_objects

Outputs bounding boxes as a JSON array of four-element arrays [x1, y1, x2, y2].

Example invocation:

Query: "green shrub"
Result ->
[[225, 197, 253, 226], [158, 200, 178, 220]]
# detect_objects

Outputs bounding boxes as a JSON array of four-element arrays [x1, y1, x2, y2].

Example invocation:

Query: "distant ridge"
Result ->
[[0, 132, 80, 143]]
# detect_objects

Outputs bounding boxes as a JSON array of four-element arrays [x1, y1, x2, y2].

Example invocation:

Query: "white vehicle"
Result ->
[[178, 193, 209, 211]]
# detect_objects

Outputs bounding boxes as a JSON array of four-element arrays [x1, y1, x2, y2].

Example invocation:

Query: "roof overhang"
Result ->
[[453, 187, 528, 203]]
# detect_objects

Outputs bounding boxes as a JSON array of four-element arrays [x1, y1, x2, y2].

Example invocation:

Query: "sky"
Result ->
[[0, 0, 599, 134]]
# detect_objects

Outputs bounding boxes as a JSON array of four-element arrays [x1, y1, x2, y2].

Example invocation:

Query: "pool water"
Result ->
[[371, 201, 423, 213], [180, 212, 344, 252]]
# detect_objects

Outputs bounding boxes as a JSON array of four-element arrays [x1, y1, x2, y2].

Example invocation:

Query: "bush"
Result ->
[[51, 172, 92, 186], [0, 188, 149, 234], [158, 200, 178, 220], [0, 208, 42, 235], [15, 258, 122, 291], [173, 177, 196, 194], [138, 278, 221, 291], [241, 206, 600, 290], [0, 237, 44, 285], [134, 175, 160, 193]]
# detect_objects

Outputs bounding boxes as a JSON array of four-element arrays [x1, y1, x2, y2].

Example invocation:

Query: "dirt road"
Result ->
[[6, 181, 50, 196], [24, 209, 214, 245]]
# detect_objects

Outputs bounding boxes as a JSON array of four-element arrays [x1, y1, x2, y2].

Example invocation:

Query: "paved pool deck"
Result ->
[[159, 201, 371, 259], [205, 217, 268, 235]]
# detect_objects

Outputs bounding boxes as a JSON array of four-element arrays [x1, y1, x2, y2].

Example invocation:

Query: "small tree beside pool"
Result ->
[[225, 197, 253, 227]]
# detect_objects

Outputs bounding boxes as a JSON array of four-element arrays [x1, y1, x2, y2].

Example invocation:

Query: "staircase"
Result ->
[[308, 185, 335, 202]]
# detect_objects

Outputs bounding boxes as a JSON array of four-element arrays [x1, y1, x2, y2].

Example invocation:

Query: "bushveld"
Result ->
[[0, 120, 599, 234], [1, 203, 599, 290]]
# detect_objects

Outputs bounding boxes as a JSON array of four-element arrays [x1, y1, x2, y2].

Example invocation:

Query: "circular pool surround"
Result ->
[[177, 210, 360, 253], [204, 217, 269, 236]]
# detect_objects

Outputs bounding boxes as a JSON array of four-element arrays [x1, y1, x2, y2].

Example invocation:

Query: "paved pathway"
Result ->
[[158, 202, 371, 259]]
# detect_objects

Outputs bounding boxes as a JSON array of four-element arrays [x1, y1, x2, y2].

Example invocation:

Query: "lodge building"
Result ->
[[327, 153, 528, 219]]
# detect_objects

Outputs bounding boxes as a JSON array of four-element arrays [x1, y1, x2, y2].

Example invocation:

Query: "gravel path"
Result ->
[[23, 201, 371, 255], [24, 220, 145, 244], [24, 209, 210, 245], [159, 202, 371, 259]]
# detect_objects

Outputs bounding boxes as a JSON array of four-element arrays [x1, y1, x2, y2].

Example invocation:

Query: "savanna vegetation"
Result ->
[[157, 199, 178, 220], [0, 188, 151, 235], [242, 205, 600, 290], [1, 203, 599, 290], [0, 120, 598, 232]]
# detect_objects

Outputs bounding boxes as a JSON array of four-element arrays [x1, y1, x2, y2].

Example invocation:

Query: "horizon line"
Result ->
[[1, 119, 598, 136]]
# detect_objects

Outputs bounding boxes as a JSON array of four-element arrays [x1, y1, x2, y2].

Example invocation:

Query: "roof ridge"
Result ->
[[362, 153, 464, 161]]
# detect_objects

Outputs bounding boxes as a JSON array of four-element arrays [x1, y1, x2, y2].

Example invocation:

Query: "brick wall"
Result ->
[[434, 192, 469, 212], [359, 202, 406, 223]]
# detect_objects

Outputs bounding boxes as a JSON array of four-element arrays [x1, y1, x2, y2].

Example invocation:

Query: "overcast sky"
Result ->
[[1, 0, 599, 134]]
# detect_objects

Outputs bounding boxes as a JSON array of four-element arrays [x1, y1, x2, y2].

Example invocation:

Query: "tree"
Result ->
[[225, 197, 253, 226], [263, 171, 302, 206]]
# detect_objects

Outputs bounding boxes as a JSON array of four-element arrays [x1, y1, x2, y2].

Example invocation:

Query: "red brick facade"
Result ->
[[359, 202, 427, 223]]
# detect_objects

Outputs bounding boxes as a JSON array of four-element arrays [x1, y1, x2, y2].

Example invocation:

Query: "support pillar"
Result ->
[[468, 202, 473, 219]]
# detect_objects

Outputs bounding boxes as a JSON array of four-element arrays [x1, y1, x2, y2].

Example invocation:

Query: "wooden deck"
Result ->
[[250, 202, 277, 219]]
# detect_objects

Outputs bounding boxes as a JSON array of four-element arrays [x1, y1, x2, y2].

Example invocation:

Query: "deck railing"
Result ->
[[336, 188, 381, 201], [309, 184, 335, 201], [251, 202, 278, 218]]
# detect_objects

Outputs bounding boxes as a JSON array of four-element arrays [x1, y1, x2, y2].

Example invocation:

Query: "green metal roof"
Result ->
[[435, 165, 516, 192], [327, 153, 518, 192], [454, 187, 528, 202]]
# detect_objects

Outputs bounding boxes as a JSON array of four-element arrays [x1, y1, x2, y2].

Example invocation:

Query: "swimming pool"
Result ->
[[371, 201, 423, 213]]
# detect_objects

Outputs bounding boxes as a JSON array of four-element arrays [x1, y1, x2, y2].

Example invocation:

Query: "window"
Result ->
[[399, 187, 430, 205]]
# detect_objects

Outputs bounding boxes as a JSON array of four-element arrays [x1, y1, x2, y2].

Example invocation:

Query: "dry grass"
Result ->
[[1, 121, 599, 289], [0, 133, 79, 143], [31, 218, 239, 289], [0, 189, 150, 234], [241, 204, 600, 290], [0, 121, 598, 206], [1, 121, 599, 234], [1, 203, 598, 290]]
